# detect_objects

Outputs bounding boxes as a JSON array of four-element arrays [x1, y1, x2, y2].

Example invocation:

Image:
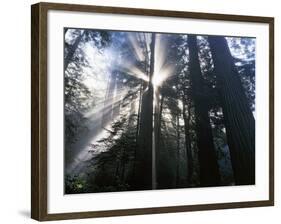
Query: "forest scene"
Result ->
[[64, 28, 256, 194]]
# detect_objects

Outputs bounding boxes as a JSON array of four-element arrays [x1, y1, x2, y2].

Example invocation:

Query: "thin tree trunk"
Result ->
[[136, 82, 143, 141], [175, 113, 180, 187], [155, 96, 164, 157], [120, 163, 126, 182], [208, 36, 255, 185], [188, 35, 221, 186], [136, 33, 149, 141], [133, 82, 143, 181], [115, 161, 120, 178], [182, 98, 193, 186]]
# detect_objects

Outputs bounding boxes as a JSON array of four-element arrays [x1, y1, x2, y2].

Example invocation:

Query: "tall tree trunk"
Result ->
[[152, 89, 159, 190], [135, 33, 156, 190], [133, 35, 148, 184], [153, 89, 164, 189], [175, 113, 180, 187], [136, 81, 144, 140], [133, 82, 144, 181], [188, 35, 221, 186], [155, 96, 164, 159], [208, 36, 255, 185], [154, 94, 164, 189], [64, 30, 85, 71], [115, 161, 120, 178], [182, 98, 193, 186]]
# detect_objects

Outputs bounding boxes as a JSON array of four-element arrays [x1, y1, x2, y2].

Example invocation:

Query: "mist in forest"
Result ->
[[64, 28, 256, 194]]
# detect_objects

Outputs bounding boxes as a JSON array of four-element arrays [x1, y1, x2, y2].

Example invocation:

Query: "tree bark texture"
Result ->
[[188, 35, 221, 186], [208, 36, 255, 185], [135, 33, 156, 189]]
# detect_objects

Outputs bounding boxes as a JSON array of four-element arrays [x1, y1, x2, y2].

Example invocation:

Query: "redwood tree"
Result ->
[[208, 36, 255, 185], [188, 35, 221, 186], [135, 33, 156, 189]]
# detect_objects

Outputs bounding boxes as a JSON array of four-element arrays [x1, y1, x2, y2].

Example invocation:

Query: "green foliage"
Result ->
[[65, 175, 88, 194]]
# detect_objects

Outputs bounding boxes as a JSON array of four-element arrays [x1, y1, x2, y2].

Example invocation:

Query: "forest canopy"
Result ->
[[64, 28, 255, 194]]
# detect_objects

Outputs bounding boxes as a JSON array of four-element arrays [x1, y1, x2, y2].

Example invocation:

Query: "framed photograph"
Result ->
[[31, 2, 274, 221]]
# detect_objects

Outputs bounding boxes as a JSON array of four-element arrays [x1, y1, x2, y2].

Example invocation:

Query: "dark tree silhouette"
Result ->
[[135, 33, 156, 189], [182, 98, 193, 185], [208, 36, 255, 185], [188, 35, 221, 186]]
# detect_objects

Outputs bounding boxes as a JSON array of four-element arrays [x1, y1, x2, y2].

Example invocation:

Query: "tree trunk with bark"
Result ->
[[182, 98, 193, 186], [208, 36, 255, 185], [135, 33, 156, 190], [188, 35, 221, 186], [154, 94, 164, 189], [175, 113, 180, 187]]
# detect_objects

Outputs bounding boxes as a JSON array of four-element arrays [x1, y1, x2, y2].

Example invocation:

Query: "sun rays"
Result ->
[[66, 31, 175, 174]]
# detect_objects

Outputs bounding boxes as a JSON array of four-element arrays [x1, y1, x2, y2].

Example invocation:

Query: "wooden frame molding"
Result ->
[[31, 2, 274, 221]]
